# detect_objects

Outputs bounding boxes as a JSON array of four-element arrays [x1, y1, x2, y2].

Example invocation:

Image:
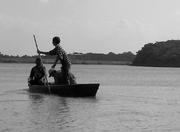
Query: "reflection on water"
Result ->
[[27, 93, 98, 131], [28, 94, 69, 131], [29, 94, 45, 104]]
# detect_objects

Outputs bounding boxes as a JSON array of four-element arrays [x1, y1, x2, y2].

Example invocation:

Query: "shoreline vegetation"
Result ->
[[2, 40, 180, 67], [0, 52, 135, 65], [132, 40, 180, 67]]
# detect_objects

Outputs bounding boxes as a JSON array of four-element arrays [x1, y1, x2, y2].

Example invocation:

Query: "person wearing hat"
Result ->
[[28, 58, 46, 85], [38, 36, 71, 84]]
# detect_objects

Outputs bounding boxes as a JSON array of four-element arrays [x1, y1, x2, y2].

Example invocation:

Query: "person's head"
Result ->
[[48, 68, 57, 77], [52, 36, 61, 46], [35, 58, 42, 66]]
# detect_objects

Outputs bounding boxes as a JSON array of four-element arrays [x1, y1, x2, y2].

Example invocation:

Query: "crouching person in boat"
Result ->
[[28, 58, 46, 85], [48, 68, 76, 85]]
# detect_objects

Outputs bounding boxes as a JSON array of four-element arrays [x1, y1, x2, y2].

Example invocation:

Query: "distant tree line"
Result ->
[[133, 40, 180, 67], [68, 52, 135, 62], [0, 51, 135, 64]]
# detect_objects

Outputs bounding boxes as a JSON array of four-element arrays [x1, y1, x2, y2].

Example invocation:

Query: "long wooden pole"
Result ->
[[33, 34, 51, 94]]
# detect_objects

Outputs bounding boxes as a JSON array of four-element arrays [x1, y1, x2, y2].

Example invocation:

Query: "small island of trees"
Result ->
[[132, 40, 180, 67]]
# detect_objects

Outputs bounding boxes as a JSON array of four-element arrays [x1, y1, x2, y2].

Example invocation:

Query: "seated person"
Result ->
[[28, 58, 46, 85], [48, 68, 76, 85]]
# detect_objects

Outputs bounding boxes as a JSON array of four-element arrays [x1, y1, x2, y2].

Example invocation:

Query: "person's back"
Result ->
[[49, 69, 76, 85], [53, 70, 64, 85], [49, 45, 71, 69]]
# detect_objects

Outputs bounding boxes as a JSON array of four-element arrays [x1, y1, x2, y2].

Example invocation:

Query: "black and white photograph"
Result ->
[[1, 0, 180, 131]]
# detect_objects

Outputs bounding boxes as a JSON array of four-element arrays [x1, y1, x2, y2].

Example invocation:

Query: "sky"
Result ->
[[1, 0, 180, 55]]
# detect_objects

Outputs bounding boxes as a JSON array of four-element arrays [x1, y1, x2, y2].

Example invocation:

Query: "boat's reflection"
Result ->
[[29, 93, 44, 103]]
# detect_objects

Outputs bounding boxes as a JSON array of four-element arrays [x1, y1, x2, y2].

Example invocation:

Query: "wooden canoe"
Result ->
[[28, 83, 99, 97]]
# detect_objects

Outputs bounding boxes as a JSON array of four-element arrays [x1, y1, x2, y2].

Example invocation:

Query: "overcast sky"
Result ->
[[1, 0, 180, 55]]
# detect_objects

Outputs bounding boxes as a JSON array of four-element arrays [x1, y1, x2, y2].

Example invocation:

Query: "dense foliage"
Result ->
[[133, 40, 180, 67]]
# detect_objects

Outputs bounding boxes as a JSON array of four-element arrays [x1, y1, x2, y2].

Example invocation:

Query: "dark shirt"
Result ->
[[30, 65, 46, 81], [48, 45, 71, 69], [53, 70, 63, 84]]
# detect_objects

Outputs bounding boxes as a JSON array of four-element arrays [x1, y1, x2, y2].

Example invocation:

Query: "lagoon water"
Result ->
[[1, 63, 180, 132]]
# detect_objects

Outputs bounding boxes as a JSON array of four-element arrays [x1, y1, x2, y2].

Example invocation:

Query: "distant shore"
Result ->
[[0, 52, 135, 65], [0, 58, 132, 65]]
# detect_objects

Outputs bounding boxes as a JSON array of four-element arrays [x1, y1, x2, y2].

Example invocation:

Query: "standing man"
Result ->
[[38, 36, 71, 84]]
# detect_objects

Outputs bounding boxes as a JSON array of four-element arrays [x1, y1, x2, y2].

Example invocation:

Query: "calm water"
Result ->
[[1, 63, 180, 132]]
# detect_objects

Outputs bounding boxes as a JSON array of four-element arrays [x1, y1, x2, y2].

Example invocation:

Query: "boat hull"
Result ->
[[28, 83, 99, 97]]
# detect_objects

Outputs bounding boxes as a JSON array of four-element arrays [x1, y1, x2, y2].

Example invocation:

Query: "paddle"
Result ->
[[33, 34, 51, 94]]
